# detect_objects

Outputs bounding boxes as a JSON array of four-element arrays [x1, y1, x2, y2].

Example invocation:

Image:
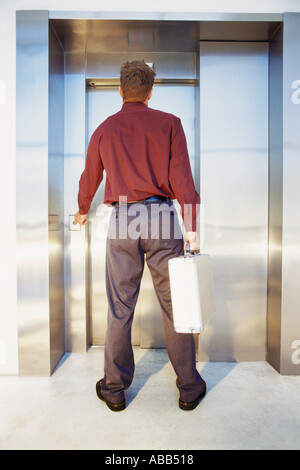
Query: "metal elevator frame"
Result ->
[[16, 10, 300, 376]]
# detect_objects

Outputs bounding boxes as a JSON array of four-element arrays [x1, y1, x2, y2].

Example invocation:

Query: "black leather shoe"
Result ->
[[179, 387, 206, 411], [96, 379, 126, 412]]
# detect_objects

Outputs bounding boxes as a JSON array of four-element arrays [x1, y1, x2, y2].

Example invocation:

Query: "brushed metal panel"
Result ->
[[194, 43, 201, 197], [267, 24, 283, 373], [50, 17, 282, 51], [86, 52, 196, 80], [49, 12, 283, 23], [64, 52, 88, 353], [199, 21, 280, 42], [199, 42, 269, 361], [16, 11, 51, 376], [50, 19, 198, 53], [281, 13, 300, 375], [48, 22, 65, 373]]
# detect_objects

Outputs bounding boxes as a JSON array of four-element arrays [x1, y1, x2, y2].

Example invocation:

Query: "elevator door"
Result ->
[[87, 84, 196, 347], [199, 42, 269, 361]]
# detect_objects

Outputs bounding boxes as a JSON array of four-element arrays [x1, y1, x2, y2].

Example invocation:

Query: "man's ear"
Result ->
[[119, 86, 124, 98], [148, 89, 153, 100]]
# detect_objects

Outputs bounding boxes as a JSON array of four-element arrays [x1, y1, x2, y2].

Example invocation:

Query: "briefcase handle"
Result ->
[[184, 242, 194, 257], [184, 242, 199, 258]]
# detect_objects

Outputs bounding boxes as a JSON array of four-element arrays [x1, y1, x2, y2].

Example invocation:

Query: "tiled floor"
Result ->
[[0, 347, 299, 450]]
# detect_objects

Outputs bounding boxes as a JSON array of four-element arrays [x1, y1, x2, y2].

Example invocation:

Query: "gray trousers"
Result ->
[[100, 201, 206, 404]]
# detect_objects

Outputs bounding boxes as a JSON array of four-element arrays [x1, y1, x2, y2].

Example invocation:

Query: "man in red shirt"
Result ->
[[75, 60, 206, 412]]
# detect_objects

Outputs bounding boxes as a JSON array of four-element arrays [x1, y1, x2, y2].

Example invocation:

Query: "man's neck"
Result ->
[[123, 99, 149, 107]]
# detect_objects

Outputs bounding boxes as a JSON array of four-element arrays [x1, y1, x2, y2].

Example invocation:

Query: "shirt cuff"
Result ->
[[79, 208, 89, 215]]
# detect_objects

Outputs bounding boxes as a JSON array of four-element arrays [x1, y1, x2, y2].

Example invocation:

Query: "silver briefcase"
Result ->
[[168, 245, 215, 334]]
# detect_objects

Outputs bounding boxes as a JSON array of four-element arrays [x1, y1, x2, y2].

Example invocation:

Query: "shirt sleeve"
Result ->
[[169, 118, 200, 232], [78, 132, 104, 215]]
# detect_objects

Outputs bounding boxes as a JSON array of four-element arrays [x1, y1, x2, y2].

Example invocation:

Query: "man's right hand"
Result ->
[[185, 231, 200, 252], [74, 211, 88, 226]]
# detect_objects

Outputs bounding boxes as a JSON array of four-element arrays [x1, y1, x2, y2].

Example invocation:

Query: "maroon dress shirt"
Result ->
[[78, 101, 200, 231]]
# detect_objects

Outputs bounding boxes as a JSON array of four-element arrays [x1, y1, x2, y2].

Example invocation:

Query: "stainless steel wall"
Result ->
[[48, 22, 65, 372], [268, 24, 283, 372], [16, 11, 65, 375], [198, 42, 269, 361], [280, 13, 300, 374], [64, 51, 88, 353], [268, 14, 300, 375], [16, 10, 50, 376]]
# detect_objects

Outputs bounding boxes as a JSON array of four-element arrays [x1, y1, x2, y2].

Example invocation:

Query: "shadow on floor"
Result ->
[[199, 361, 238, 394], [126, 349, 238, 406], [126, 349, 170, 406], [52, 352, 72, 374]]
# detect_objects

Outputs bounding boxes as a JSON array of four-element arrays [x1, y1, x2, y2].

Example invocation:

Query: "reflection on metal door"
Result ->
[[198, 42, 269, 361], [87, 84, 195, 347]]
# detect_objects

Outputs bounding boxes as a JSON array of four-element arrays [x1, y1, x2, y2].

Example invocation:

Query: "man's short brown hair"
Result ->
[[120, 60, 156, 102]]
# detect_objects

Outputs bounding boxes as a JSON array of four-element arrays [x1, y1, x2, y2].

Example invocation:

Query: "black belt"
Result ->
[[112, 196, 171, 206]]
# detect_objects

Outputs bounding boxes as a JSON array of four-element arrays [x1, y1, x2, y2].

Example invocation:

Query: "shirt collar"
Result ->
[[121, 102, 148, 112]]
